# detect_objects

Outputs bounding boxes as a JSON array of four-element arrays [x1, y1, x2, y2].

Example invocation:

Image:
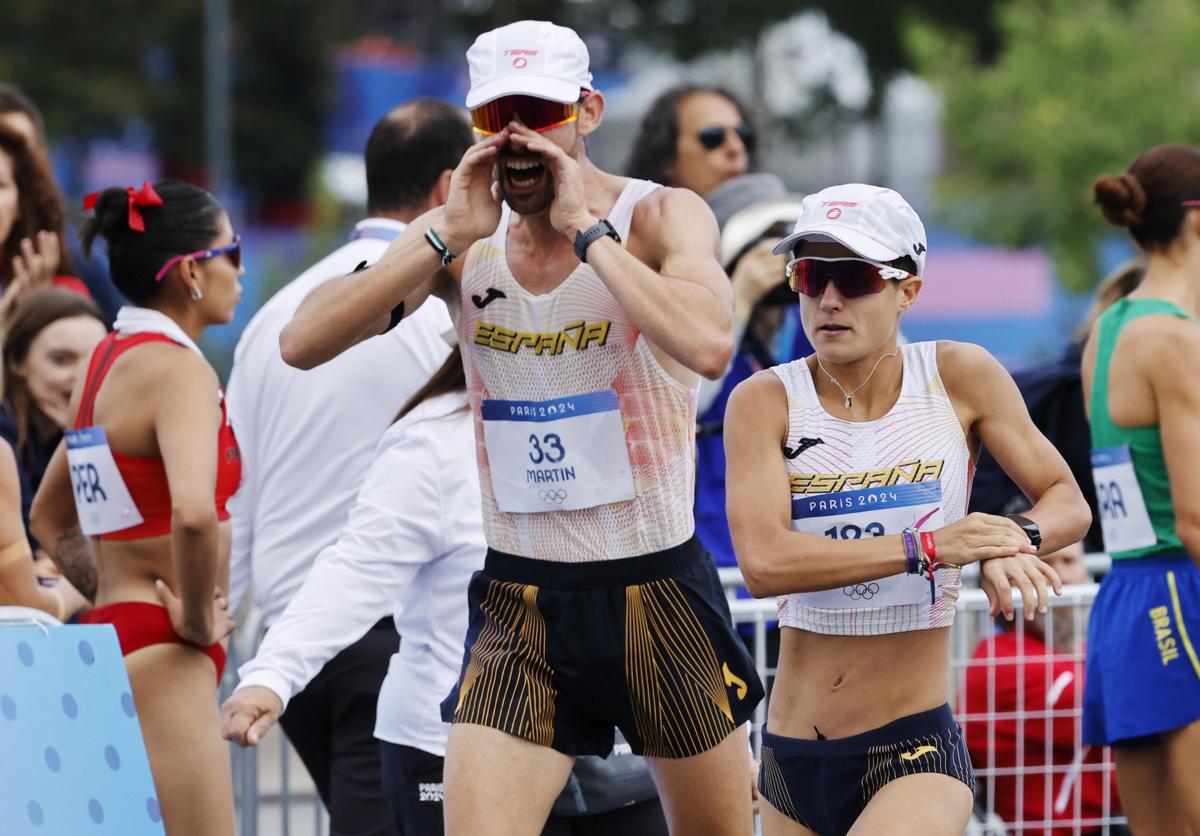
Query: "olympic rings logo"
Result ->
[[538, 489, 567, 505], [843, 583, 880, 600]]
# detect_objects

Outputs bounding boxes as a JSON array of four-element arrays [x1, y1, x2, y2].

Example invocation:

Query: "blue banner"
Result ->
[[792, 481, 942, 519], [1091, 445, 1132, 468], [65, 427, 109, 450], [482, 390, 619, 422]]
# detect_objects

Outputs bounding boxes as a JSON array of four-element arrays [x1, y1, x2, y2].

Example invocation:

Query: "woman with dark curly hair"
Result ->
[[0, 123, 89, 317], [625, 84, 756, 198]]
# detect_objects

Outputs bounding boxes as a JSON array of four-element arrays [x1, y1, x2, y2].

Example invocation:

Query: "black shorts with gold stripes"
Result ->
[[758, 703, 976, 835], [440, 534, 764, 759]]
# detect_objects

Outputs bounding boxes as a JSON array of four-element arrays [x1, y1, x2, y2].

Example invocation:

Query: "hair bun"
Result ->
[[1094, 172, 1148, 228], [93, 186, 134, 241]]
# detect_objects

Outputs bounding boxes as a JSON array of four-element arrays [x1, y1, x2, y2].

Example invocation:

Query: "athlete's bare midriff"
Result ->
[[768, 625, 951, 740], [93, 528, 232, 609]]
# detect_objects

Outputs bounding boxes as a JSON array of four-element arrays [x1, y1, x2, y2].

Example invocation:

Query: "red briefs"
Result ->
[[79, 601, 226, 682]]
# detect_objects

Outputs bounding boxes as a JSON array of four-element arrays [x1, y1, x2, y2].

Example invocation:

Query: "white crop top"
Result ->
[[771, 341, 973, 635], [459, 179, 699, 562]]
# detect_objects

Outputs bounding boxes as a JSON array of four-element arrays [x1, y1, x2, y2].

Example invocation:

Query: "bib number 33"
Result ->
[[482, 390, 635, 513], [527, 433, 565, 465]]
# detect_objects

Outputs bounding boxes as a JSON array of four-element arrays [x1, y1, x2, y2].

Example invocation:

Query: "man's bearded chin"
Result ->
[[497, 145, 557, 215], [499, 169, 555, 215]]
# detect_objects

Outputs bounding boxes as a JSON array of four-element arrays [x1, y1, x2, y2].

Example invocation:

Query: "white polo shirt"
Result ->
[[235, 391, 485, 757], [226, 218, 452, 625]]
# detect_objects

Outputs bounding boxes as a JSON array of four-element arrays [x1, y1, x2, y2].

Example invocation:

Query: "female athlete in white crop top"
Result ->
[[725, 184, 1090, 836]]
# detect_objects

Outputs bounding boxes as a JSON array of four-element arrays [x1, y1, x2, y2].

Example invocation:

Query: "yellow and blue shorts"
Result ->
[[440, 535, 763, 759], [1083, 553, 1200, 746], [758, 704, 975, 836]]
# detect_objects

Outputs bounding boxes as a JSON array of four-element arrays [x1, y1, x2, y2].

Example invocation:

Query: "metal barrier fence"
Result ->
[[228, 569, 1127, 835], [223, 609, 330, 836]]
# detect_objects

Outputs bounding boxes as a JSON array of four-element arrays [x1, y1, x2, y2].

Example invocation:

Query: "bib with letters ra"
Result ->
[[1091, 445, 1156, 553]]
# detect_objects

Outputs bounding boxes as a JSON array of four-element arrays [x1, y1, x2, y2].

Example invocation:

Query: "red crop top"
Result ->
[[74, 332, 242, 540]]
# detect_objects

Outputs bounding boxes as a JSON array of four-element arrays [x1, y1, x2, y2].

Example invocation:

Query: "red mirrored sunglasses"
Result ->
[[470, 95, 580, 135], [785, 256, 912, 298]]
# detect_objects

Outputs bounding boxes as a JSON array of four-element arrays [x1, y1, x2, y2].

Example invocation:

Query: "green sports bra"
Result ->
[[1089, 297, 1192, 559]]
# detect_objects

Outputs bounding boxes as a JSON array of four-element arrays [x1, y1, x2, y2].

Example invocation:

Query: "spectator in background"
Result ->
[[0, 85, 45, 149], [1, 288, 106, 540], [961, 540, 1122, 835], [695, 174, 807, 576], [223, 100, 469, 835], [625, 84, 755, 198], [0, 85, 126, 321], [969, 259, 1144, 553], [0, 124, 90, 312]]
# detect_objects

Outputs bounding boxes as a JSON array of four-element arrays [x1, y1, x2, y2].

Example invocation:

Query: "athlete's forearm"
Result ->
[[737, 529, 909, 598], [1022, 479, 1093, 555], [172, 511, 220, 638], [280, 209, 448, 370], [45, 528, 97, 603], [584, 236, 733, 378]]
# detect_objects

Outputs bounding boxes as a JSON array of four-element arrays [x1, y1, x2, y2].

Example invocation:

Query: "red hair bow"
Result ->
[[82, 181, 164, 233]]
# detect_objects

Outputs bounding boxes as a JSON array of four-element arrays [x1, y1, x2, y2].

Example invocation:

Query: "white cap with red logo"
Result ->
[[465, 21, 593, 109], [772, 183, 928, 277]]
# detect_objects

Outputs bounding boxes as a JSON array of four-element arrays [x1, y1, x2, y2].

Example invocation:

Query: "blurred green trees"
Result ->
[[452, 0, 1000, 115], [909, 0, 1200, 291], [0, 0, 368, 210]]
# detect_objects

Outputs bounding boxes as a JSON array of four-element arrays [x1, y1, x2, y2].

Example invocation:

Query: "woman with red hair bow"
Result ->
[[32, 179, 243, 836]]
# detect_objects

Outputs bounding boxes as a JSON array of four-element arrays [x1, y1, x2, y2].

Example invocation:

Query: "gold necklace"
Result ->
[[816, 349, 899, 409]]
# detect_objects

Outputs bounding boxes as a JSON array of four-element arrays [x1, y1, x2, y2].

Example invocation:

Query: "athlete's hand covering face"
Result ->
[[508, 122, 593, 239], [441, 129, 508, 254]]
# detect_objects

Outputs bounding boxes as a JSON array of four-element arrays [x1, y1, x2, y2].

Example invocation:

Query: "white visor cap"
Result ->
[[772, 183, 928, 277], [466, 20, 594, 109]]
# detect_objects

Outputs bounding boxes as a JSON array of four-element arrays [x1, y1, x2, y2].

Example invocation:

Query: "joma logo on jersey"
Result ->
[[473, 320, 610, 355], [789, 459, 944, 494]]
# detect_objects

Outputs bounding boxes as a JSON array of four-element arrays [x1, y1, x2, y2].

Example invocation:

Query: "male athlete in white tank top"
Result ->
[[281, 20, 762, 836], [725, 184, 1090, 836]]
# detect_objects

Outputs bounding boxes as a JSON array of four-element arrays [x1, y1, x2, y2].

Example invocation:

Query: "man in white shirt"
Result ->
[[225, 99, 473, 836]]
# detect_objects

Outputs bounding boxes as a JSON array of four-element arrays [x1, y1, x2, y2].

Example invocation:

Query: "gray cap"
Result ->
[[705, 173, 788, 231], [706, 174, 805, 268]]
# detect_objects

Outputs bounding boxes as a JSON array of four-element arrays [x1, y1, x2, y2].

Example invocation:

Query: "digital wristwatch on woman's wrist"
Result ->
[[1005, 513, 1042, 549]]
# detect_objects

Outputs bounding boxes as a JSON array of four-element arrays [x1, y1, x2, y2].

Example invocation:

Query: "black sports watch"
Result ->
[[573, 219, 621, 263], [1006, 513, 1042, 549]]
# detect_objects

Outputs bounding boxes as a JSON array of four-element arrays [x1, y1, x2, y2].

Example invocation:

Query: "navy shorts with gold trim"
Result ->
[[758, 704, 975, 836], [440, 535, 764, 759]]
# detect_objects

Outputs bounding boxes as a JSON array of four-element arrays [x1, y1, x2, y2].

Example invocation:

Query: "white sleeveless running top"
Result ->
[[459, 179, 698, 562], [771, 341, 972, 635]]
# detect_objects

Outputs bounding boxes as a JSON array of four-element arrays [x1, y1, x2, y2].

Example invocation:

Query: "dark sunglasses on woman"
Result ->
[[697, 124, 756, 153], [154, 235, 242, 283], [785, 256, 912, 299]]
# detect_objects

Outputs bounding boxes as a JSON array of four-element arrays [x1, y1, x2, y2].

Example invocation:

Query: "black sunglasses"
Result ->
[[697, 124, 756, 153]]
